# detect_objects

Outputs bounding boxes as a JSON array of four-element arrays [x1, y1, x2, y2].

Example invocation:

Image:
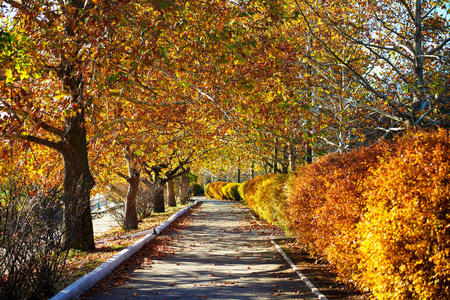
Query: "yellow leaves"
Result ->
[[5, 69, 13, 83], [276, 129, 450, 298], [356, 129, 450, 299]]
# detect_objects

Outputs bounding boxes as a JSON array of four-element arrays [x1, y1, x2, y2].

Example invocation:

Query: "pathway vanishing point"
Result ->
[[81, 199, 320, 299]]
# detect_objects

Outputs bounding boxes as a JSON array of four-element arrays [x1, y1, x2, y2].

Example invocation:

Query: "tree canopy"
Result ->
[[1, 0, 449, 249]]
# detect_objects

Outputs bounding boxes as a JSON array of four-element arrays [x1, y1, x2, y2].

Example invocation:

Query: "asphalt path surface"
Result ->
[[82, 199, 318, 299]]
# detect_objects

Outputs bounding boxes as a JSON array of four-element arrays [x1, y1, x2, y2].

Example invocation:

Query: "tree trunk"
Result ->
[[60, 113, 95, 251], [58, 2, 95, 250], [273, 145, 278, 173], [237, 167, 241, 183], [123, 147, 139, 230], [412, 0, 425, 121], [153, 179, 166, 213], [167, 178, 176, 207], [306, 144, 313, 164], [179, 172, 190, 205], [124, 174, 139, 229], [288, 142, 296, 172]]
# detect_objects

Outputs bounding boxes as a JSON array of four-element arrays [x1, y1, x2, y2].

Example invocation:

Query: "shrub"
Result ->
[[240, 174, 272, 207], [357, 129, 450, 299], [238, 174, 291, 234], [253, 174, 289, 229], [0, 178, 70, 299], [190, 182, 203, 195], [237, 180, 246, 200], [205, 183, 216, 199], [286, 142, 389, 281], [205, 181, 228, 200], [222, 183, 241, 201], [243, 129, 450, 299]]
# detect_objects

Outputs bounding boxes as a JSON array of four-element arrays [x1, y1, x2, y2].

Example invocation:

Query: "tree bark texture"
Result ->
[[123, 146, 139, 230], [124, 174, 139, 230], [60, 112, 95, 251], [179, 172, 190, 205], [153, 179, 166, 213], [167, 178, 176, 207]]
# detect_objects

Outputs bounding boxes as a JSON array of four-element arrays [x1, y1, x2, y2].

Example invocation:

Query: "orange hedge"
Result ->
[[357, 129, 450, 299], [287, 142, 390, 281], [205, 181, 226, 199], [205, 181, 237, 200], [243, 129, 450, 299], [240, 174, 272, 207]]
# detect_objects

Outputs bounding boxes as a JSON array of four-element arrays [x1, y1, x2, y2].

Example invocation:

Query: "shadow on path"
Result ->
[[81, 199, 318, 299]]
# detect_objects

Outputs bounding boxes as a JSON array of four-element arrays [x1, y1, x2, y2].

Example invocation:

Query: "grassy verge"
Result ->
[[54, 204, 190, 294]]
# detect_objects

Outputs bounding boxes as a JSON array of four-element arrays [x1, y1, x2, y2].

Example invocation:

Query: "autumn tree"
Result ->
[[293, 0, 450, 131], [1, 0, 247, 245], [0, 0, 135, 250]]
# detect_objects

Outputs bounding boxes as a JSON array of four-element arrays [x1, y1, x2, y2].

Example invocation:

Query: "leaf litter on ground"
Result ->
[[55, 203, 193, 294]]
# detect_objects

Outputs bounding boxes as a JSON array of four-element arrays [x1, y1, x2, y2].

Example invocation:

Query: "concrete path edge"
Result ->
[[248, 209, 328, 300], [50, 200, 199, 300]]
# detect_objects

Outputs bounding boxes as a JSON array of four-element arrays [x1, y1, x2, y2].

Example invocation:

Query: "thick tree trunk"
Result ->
[[123, 147, 139, 230], [124, 174, 139, 230], [179, 172, 190, 205], [153, 179, 166, 213], [58, 2, 95, 250], [60, 113, 95, 251], [167, 178, 176, 207]]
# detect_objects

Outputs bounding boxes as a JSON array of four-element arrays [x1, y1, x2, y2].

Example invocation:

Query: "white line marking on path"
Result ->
[[248, 209, 328, 300]]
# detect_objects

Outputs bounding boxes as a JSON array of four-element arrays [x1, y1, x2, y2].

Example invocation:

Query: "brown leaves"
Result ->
[[80, 207, 194, 297]]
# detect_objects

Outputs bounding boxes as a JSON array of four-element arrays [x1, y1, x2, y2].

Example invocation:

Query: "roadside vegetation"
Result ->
[[1, 0, 450, 299], [239, 129, 450, 300]]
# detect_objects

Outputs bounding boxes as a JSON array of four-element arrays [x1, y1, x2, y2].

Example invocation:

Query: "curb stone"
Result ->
[[248, 209, 328, 300], [50, 200, 199, 300]]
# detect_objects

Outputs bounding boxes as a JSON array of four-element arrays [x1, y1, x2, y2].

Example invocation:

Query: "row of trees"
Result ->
[[0, 0, 239, 250], [194, 0, 450, 179], [1, 0, 449, 251]]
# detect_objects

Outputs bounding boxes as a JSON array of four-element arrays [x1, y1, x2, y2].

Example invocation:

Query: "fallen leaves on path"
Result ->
[[79, 207, 196, 298]]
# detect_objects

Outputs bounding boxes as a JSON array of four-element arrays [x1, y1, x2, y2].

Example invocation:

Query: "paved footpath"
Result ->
[[82, 200, 318, 299]]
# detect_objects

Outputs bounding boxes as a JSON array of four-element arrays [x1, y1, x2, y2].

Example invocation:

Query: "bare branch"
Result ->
[[426, 37, 450, 56]]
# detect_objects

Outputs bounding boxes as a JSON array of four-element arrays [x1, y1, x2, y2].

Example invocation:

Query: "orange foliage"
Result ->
[[357, 129, 450, 299], [240, 174, 273, 207], [239, 130, 450, 298], [286, 142, 390, 281]]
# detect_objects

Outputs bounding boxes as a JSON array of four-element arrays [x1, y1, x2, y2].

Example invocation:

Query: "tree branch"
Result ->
[[8, 134, 61, 151]]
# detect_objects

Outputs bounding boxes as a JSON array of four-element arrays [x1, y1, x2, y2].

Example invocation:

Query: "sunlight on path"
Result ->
[[82, 200, 317, 299]]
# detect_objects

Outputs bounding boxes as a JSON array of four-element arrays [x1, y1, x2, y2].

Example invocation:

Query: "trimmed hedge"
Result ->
[[356, 130, 450, 299], [240, 173, 291, 233], [287, 141, 390, 282], [241, 129, 450, 299], [205, 181, 240, 200], [239, 174, 272, 207], [222, 183, 241, 201]]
